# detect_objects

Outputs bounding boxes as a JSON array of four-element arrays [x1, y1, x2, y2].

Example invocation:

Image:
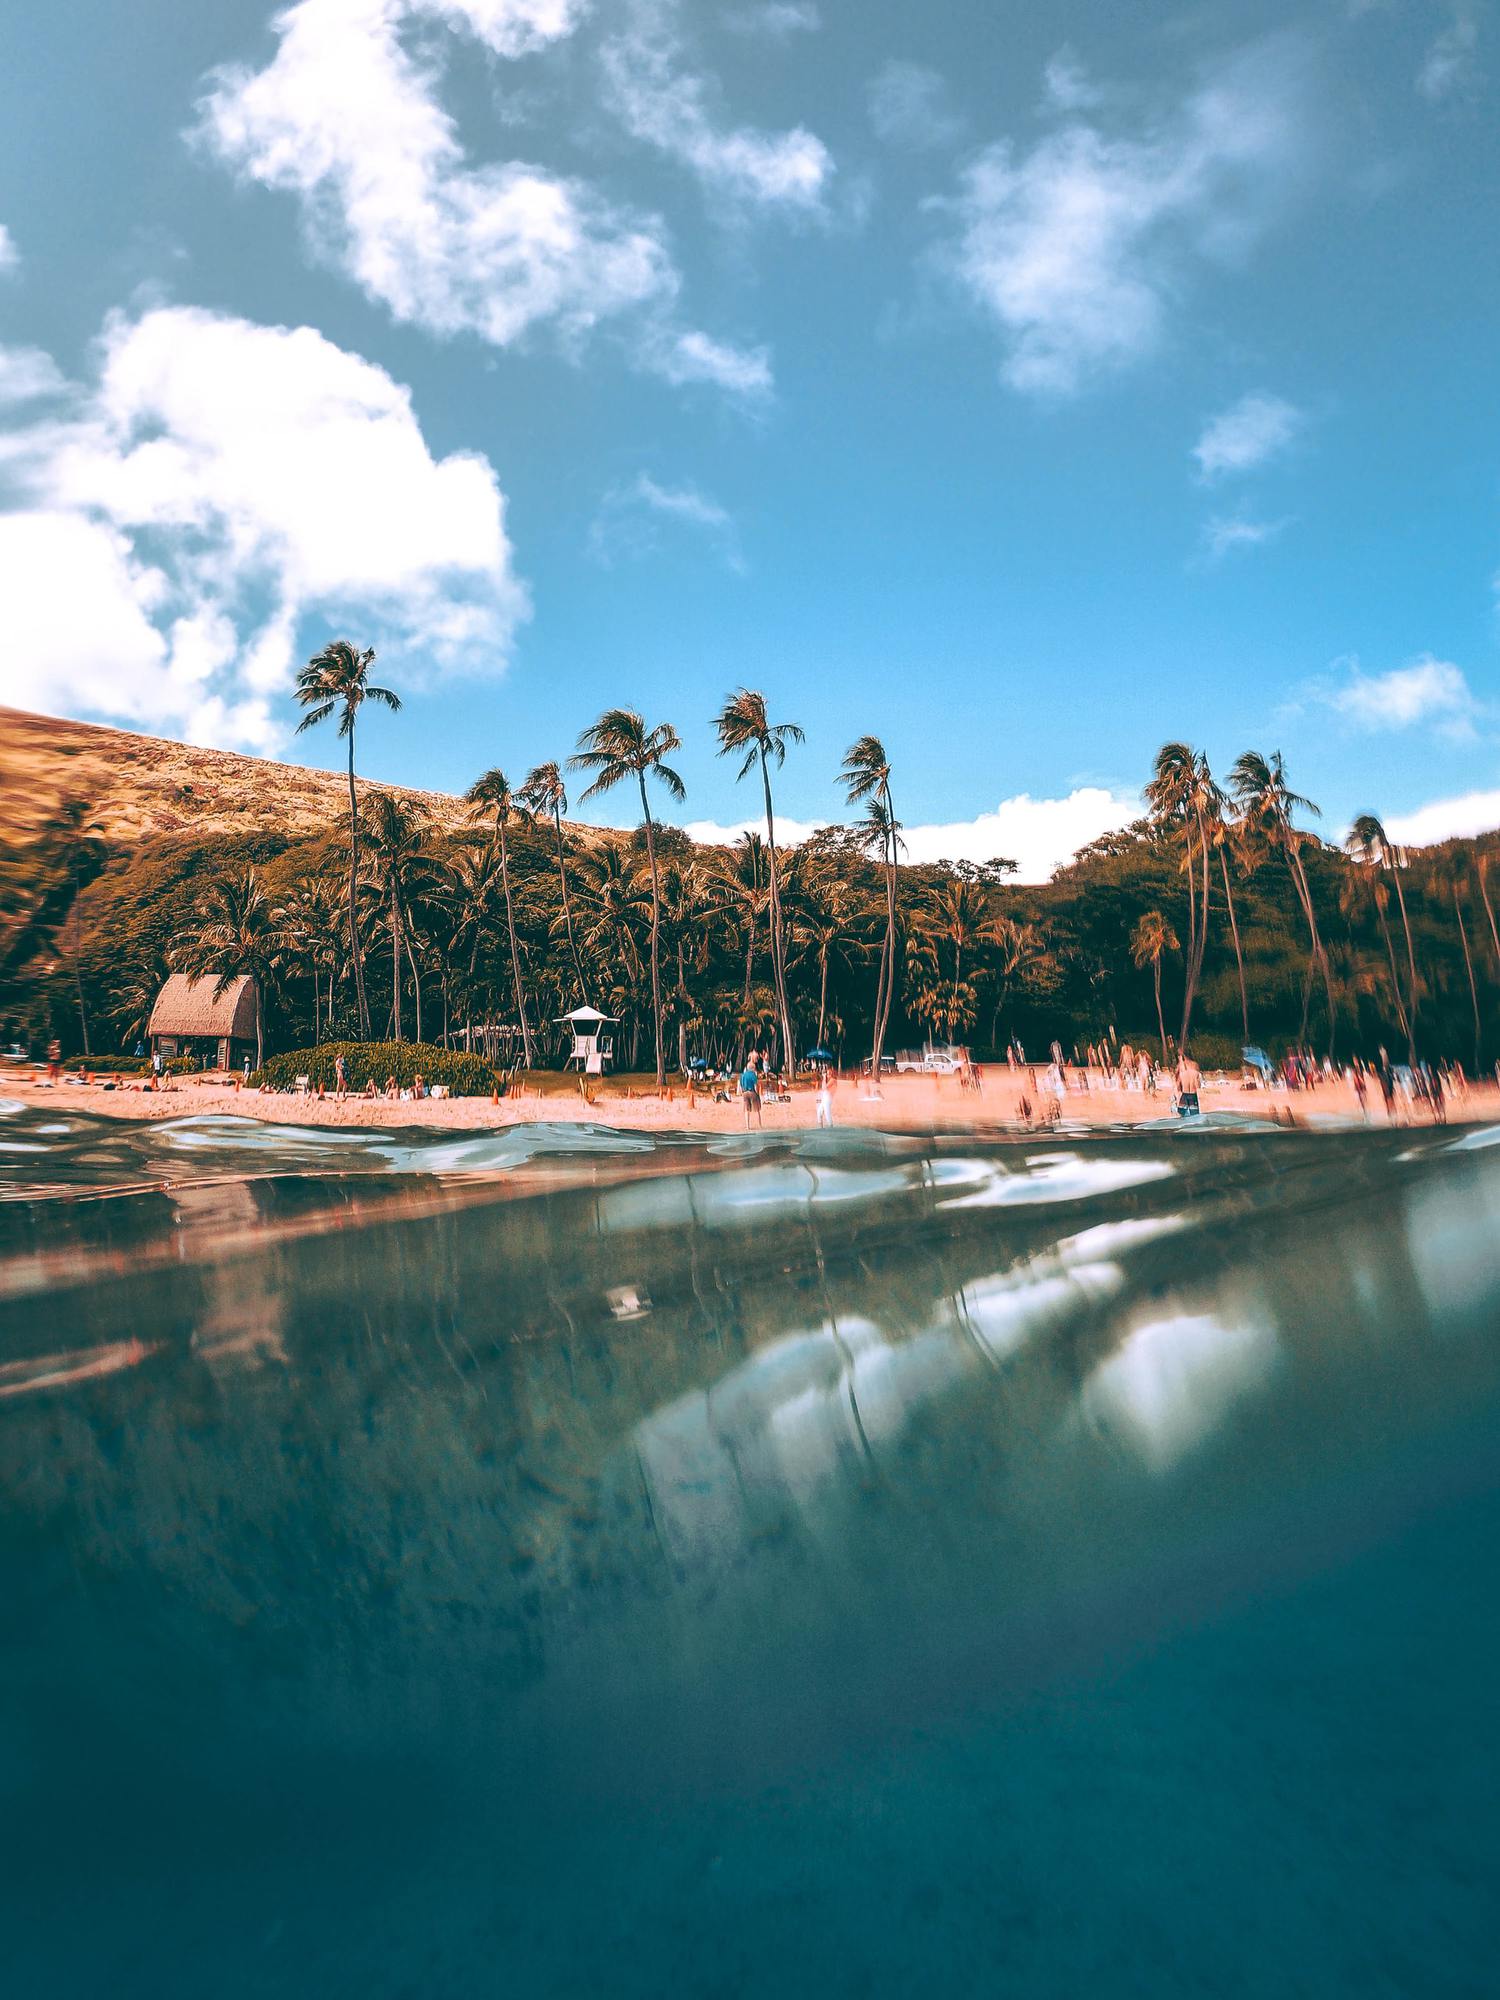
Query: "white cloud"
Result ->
[[1418, 6, 1480, 101], [722, 3, 821, 37], [601, 0, 833, 213], [1322, 655, 1477, 735], [683, 786, 1138, 882], [1384, 788, 1500, 847], [648, 326, 773, 396], [1193, 391, 1303, 477], [1041, 48, 1106, 114], [590, 472, 743, 569], [1202, 513, 1287, 558], [0, 345, 68, 407], [196, 0, 764, 390], [0, 224, 17, 273], [867, 62, 965, 151], [0, 305, 527, 751], [938, 39, 1309, 394]]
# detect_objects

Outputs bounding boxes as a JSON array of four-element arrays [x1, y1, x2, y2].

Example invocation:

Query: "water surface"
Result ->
[[2, 1102, 1497, 1996]]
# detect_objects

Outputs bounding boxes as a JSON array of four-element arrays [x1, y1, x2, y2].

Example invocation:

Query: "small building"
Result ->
[[148, 973, 261, 1071], [557, 1005, 616, 1074]]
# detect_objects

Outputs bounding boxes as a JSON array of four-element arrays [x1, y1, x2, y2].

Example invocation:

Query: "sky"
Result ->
[[0, 0, 1496, 876]]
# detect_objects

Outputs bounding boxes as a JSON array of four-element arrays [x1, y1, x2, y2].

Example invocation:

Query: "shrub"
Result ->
[[59, 1052, 194, 1075], [252, 1041, 496, 1097]]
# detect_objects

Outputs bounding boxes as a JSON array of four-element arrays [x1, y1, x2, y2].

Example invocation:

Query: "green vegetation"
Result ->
[[4, 644, 1498, 1076], [253, 1042, 495, 1096]]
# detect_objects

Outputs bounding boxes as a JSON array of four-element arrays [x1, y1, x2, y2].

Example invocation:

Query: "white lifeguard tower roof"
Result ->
[[555, 1005, 616, 1024]]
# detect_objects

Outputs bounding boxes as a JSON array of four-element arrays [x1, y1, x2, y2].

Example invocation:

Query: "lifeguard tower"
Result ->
[[557, 1005, 616, 1074]]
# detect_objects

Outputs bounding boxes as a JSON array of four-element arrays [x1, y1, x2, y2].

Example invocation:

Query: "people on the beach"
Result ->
[[739, 1055, 762, 1128], [1175, 1053, 1202, 1117], [334, 1053, 348, 1101]]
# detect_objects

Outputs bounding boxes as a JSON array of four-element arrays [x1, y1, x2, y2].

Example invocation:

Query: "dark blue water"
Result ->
[[2, 1099, 1498, 1996]]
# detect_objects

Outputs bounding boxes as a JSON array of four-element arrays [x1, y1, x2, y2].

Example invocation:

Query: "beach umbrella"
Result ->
[[805, 1047, 834, 1063], [687, 1056, 709, 1071], [1242, 1045, 1274, 1076]]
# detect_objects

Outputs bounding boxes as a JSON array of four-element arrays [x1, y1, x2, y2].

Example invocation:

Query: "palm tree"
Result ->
[[1345, 816, 1415, 1062], [570, 710, 685, 1086], [276, 873, 342, 1042], [1130, 910, 1179, 1061], [1208, 787, 1251, 1043], [174, 867, 284, 1069], [1432, 849, 1483, 1072], [713, 690, 804, 1074], [1477, 851, 1500, 979], [908, 880, 989, 1044], [294, 640, 400, 1040], [465, 769, 535, 1068], [1348, 815, 1419, 1039], [360, 791, 437, 1044], [520, 761, 587, 1003], [840, 736, 900, 1070], [1230, 751, 1336, 1054], [1145, 743, 1215, 1052]]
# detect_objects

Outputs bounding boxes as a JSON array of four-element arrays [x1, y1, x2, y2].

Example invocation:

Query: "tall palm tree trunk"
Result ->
[[1454, 885, 1481, 1072], [1375, 897, 1413, 1056], [637, 772, 666, 1086], [406, 937, 423, 1045], [1219, 848, 1249, 1041], [1153, 954, 1168, 1060], [873, 826, 898, 1064], [553, 807, 587, 1002], [1477, 856, 1500, 976], [1287, 842, 1336, 1054], [759, 748, 796, 1074], [389, 889, 403, 1041], [1392, 868, 1419, 1045], [498, 820, 534, 1068], [347, 733, 371, 1038]]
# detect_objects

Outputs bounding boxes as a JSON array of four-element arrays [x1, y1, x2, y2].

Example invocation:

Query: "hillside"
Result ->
[[0, 706, 485, 849]]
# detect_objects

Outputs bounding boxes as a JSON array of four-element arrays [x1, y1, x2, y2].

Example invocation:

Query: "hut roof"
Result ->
[[148, 973, 260, 1041]]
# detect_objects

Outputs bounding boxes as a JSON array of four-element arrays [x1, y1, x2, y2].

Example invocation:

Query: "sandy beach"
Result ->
[[6, 1066, 1495, 1135]]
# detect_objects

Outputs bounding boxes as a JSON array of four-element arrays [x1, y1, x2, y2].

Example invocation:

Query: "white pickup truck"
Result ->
[[893, 1046, 967, 1075]]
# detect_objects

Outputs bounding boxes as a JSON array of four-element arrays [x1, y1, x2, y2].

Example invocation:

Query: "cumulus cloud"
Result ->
[[601, 0, 833, 213], [1193, 391, 1303, 477], [1320, 655, 1477, 736], [590, 472, 743, 569], [1202, 513, 1287, 558], [1384, 788, 1500, 847], [867, 62, 965, 151], [683, 786, 1138, 882], [937, 38, 1310, 394], [0, 305, 527, 751], [196, 0, 769, 391], [0, 345, 69, 407]]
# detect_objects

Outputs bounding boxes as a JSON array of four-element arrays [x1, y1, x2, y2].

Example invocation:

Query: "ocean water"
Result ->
[[2, 1100, 1498, 1997]]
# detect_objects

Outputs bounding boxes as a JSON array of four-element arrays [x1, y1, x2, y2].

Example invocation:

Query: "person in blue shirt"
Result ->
[[738, 1057, 762, 1128]]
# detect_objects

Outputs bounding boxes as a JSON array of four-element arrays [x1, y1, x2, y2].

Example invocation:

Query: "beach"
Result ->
[[7, 1066, 1495, 1134]]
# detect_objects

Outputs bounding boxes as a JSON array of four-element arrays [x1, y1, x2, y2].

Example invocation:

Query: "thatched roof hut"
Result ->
[[148, 974, 260, 1064]]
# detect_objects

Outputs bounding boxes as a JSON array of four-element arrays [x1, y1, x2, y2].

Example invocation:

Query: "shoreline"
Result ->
[[5, 1068, 1495, 1136]]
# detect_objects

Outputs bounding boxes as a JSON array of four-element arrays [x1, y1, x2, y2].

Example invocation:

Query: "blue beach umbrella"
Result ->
[[1242, 1045, 1274, 1077], [805, 1047, 834, 1063]]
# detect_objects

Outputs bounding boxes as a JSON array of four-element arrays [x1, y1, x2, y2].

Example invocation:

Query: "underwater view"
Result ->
[[3, 1100, 1499, 1997]]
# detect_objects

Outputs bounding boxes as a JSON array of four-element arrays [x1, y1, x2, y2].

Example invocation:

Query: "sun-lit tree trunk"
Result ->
[[347, 733, 371, 1038], [1219, 847, 1249, 1042], [496, 817, 534, 1068], [1453, 881, 1481, 1072], [388, 884, 403, 1041], [636, 772, 666, 1086]]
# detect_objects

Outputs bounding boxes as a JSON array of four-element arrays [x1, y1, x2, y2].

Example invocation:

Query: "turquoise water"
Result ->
[[1, 1102, 1498, 1996]]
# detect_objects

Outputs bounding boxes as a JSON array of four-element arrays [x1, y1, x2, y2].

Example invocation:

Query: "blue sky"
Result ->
[[0, 0, 1496, 873]]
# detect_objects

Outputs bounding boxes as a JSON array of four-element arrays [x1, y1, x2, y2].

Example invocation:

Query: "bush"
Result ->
[[252, 1041, 497, 1097], [58, 1052, 194, 1075]]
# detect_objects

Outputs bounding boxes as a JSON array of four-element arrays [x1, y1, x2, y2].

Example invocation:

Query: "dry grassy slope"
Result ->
[[0, 707, 606, 851]]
